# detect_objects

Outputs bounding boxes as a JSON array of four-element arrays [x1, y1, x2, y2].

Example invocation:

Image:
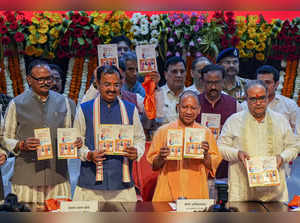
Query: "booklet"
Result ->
[[201, 113, 221, 139], [166, 129, 183, 160], [246, 156, 280, 187], [184, 128, 206, 159], [136, 44, 157, 73], [96, 125, 115, 155], [97, 44, 119, 68], [34, 128, 53, 160], [57, 128, 80, 159], [96, 124, 134, 155], [115, 125, 134, 155]]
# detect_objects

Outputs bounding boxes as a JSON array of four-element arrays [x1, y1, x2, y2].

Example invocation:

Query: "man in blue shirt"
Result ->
[[73, 65, 145, 201]]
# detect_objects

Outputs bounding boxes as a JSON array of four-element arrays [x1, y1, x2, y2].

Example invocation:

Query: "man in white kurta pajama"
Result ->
[[218, 80, 299, 202]]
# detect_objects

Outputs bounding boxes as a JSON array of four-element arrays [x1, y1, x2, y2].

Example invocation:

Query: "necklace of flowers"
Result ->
[[276, 60, 286, 95], [63, 57, 75, 97], [68, 57, 84, 103], [282, 59, 298, 98], [3, 57, 14, 97], [18, 52, 29, 90], [77, 58, 89, 102], [0, 58, 7, 94], [8, 56, 19, 96], [292, 58, 300, 101], [14, 54, 25, 94], [86, 56, 97, 90]]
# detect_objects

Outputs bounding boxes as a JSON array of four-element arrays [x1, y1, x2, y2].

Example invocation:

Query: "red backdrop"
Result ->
[[1, 11, 299, 22]]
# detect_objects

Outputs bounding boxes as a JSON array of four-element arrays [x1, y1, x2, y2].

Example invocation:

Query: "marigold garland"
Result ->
[[8, 55, 22, 96], [0, 58, 7, 94], [68, 57, 84, 103], [86, 56, 97, 90], [282, 59, 298, 98]]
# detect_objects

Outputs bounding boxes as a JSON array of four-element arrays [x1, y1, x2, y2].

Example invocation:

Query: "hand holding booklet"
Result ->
[[166, 128, 206, 160], [246, 156, 280, 187], [34, 128, 53, 160], [136, 44, 157, 74], [166, 129, 183, 160], [96, 124, 134, 155], [57, 128, 80, 159], [201, 113, 221, 139], [184, 128, 206, 159]]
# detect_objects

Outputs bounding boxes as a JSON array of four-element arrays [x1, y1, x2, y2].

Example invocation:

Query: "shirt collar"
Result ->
[[100, 97, 118, 108], [164, 84, 185, 96], [123, 81, 140, 92], [176, 119, 197, 128], [202, 92, 224, 106], [30, 89, 49, 103]]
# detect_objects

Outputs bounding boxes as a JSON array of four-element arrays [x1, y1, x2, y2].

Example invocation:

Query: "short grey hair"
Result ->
[[245, 80, 268, 97], [179, 90, 200, 106]]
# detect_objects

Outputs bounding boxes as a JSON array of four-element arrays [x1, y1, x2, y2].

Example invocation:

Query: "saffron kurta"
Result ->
[[147, 120, 222, 201]]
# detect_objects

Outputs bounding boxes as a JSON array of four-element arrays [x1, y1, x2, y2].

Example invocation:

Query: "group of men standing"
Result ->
[[0, 38, 299, 204]]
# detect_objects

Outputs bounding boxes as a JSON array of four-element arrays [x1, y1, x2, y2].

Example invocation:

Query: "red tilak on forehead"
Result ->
[[256, 94, 259, 98]]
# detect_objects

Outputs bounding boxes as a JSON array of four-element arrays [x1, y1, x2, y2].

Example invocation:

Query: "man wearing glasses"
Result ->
[[2, 59, 82, 203], [218, 80, 299, 202], [196, 64, 242, 199]]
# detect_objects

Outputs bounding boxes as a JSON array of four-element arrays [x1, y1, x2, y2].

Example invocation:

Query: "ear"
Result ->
[[176, 104, 179, 113], [26, 76, 31, 86]]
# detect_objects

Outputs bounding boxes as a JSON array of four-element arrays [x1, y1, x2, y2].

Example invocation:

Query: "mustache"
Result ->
[[209, 89, 218, 93], [40, 84, 50, 88], [227, 67, 237, 72], [106, 91, 117, 94]]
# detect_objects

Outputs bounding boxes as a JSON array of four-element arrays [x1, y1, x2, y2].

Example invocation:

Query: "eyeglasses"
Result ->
[[30, 75, 52, 83], [247, 95, 267, 104], [204, 80, 223, 86]]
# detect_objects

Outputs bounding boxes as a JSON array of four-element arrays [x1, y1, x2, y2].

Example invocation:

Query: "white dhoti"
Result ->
[[73, 186, 137, 202], [12, 181, 71, 203]]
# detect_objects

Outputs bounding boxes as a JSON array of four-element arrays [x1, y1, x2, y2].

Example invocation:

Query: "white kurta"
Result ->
[[218, 109, 299, 202]]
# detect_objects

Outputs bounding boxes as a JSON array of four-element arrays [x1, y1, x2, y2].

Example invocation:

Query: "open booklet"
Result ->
[[166, 128, 206, 160], [246, 156, 280, 187], [34, 128, 53, 160], [57, 128, 80, 159], [96, 124, 134, 155]]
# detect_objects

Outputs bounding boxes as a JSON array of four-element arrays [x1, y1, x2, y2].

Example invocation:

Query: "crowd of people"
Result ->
[[0, 35, 299, 204]]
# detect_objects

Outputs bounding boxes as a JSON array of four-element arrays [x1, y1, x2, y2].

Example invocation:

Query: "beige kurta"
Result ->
[[218, 109, 299, 202]]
